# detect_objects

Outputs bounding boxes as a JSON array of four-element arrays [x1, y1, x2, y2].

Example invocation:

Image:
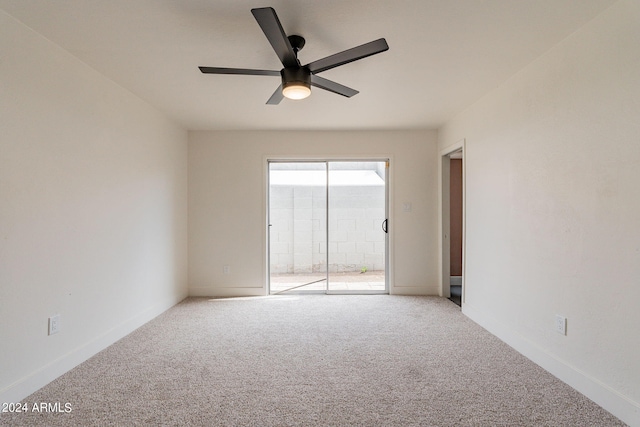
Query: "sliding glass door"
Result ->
[[268, 160, 388, 294]]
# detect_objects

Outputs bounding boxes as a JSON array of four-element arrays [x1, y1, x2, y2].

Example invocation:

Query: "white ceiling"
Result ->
[[1, 0, 616, 131]]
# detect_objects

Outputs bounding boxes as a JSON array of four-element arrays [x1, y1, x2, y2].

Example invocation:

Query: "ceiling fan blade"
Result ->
[[199, 67, 280, 76], [306, 38, 389, 74], [251, 7, 299, 68], [266, 84, 285, 105], [310, 75, 359, 98]]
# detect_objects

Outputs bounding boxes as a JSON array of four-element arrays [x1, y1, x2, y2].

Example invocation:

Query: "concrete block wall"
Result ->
[[270, 184, 385, 274]]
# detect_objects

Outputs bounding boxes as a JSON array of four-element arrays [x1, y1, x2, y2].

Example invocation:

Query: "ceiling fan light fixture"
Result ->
[[282, 82, 311, 100], [281, 67, 311, 100]]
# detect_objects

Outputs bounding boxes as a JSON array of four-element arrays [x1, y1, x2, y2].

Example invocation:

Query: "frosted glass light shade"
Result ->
[[282, 84, 311, 100]]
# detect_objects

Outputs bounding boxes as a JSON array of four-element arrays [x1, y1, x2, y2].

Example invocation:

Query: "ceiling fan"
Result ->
[[199, 7, 389, 104]]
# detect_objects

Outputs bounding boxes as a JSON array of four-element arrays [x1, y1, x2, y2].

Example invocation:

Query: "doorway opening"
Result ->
[[440, 143, 465, 307], [268, 160, 388, 294]]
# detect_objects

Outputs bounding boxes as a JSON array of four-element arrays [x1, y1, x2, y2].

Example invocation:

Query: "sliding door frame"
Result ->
[[264, 156, 392, 295]]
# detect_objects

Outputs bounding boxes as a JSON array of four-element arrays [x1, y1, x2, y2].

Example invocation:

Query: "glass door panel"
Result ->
[[269, 162, 327, 294], [327, 161, 387, 293]]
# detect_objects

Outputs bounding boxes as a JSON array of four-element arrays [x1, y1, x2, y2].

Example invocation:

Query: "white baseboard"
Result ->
[[390, 285, 436, 295], [188, 286, 267, 297], [0, 295, 183, 404], [189, 286, 437, 297], [462, 302, 640, 426]]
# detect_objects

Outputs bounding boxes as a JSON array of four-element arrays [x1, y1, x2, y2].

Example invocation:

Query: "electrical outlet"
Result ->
[[48, 314, 60, 335], [223, 265, 230, 275], [555, 315, 567, 335]]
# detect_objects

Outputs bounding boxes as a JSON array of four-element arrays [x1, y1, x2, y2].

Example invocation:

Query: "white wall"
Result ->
[[189, 130, 438, 296], [438, 1, 640, 424], [0, 11, 188, 402]]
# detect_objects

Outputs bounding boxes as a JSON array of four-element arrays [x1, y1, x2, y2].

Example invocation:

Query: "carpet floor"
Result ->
[[0, 296, 625, 426]]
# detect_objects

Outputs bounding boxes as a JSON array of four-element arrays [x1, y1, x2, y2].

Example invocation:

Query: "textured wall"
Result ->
[[0, 12, 188, 403], [438, 1, 640, 424]]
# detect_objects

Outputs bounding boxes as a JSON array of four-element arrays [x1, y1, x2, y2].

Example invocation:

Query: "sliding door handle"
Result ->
[[382, 219, 388, 233]]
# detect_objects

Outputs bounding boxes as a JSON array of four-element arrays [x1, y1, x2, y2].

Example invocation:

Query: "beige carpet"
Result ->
[[1, 296, 625, 426]]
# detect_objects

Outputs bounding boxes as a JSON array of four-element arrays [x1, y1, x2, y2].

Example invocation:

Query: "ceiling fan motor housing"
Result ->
[[281, 67, 311, 94]]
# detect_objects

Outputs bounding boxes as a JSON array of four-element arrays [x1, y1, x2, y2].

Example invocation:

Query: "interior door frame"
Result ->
[[264, 156, 392, 295], [439, 140, 466, 302]]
